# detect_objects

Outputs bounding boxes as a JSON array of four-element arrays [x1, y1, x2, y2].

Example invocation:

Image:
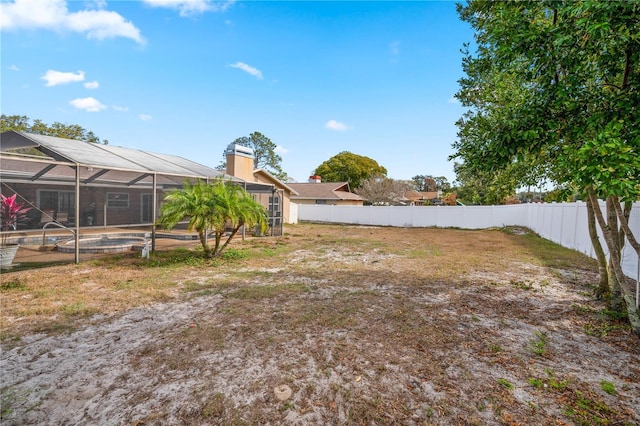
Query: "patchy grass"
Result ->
[[0, 278, 27, 291], [529, 330, 549, 356], [1, 223, 638, 425], [226, 283, 311, 299], [600, 380, 616, 395]]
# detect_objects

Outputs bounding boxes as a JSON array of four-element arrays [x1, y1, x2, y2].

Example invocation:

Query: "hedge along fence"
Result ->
[[297, 201, 640, 281]]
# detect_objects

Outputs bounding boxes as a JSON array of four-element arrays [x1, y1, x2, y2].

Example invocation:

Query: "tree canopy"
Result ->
[[453, 1, 639, 201], [411, 175, 451, 193], [355, 175, 412, 206], [452, 0, 640, 334], [218, 132, 287, 181], [313, 151, 387, 189], [1, 114, 109, 144]]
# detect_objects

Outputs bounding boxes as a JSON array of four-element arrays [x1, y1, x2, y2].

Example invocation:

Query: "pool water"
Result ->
[[56, 237, 146, 254]]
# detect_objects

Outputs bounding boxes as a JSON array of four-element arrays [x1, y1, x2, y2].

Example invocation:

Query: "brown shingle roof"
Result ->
[[404, 191, 439, 202], [287, 182, 365, 201]]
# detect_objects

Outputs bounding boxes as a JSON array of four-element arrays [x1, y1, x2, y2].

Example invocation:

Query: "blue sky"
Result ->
[[1, 0, 473, 184]]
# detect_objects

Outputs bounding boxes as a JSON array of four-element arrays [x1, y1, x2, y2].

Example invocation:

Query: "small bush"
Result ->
[[221, 248, 248, 260]]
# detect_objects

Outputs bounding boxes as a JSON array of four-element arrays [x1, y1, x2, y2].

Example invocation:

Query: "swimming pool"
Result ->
[[56, 236, 147, 254]]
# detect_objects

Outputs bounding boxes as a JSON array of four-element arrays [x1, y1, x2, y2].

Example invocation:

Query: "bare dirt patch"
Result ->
[[1, 223, 639, 425]]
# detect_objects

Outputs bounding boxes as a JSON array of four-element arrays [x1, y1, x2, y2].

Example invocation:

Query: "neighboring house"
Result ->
[[403, 190, 440, 206], [225, 144, 298, 225], [288, 176, 365, 206]]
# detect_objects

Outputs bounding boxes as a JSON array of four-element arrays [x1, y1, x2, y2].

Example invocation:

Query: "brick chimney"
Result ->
[[226, 144, 255, 181], [309, 175, 321, 183]]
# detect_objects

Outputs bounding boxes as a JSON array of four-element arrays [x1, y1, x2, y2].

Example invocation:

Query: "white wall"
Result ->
[[288, 202, 299, 224], [297, 202, 640, 279]]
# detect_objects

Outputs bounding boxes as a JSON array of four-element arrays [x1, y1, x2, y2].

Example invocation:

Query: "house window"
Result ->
[[107, 192, 129, 208], [39, 190, 75, 211], [315, 199, 327, 205]]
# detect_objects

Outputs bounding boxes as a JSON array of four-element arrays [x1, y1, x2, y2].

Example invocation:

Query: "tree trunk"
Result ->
[[213, 231, 223, 256], [614, 201, 640, 337], [605, 196, 624, 312], [198, 230, 212, 258], [216, 223, 243, 257], [586, 196, 609, 298], [613, 200, 640, 258], [589, 191, 640, 338]]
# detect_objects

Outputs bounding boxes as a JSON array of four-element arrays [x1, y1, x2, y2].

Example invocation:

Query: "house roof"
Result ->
[[253, 169, 299, 196], [404, 190, 439, 202], [287, 182, 365, 201], [0, 131, 274, 193]]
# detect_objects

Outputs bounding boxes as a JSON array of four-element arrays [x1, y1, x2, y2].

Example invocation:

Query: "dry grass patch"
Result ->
[[1, 223, 638, 425]]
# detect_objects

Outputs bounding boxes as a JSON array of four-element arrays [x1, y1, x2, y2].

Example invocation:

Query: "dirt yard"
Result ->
[[1, 223, 639, 425]]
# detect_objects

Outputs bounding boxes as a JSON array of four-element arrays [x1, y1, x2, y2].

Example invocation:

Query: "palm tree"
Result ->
[[215, 183, 269, 255], [156, 179, 268, 258]]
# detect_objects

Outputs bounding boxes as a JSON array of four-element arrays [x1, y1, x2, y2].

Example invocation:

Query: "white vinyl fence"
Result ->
[[296, 201, 640, 280]]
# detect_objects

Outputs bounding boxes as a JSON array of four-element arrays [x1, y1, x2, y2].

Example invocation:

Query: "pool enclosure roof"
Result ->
[[0, 131, 275, 193]]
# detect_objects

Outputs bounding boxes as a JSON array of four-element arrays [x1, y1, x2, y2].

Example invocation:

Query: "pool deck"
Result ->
[[6, 227, 207, 267]]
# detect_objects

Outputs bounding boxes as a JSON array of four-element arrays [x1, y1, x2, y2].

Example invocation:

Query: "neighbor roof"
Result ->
[[404, 191, 439, 202], [287, 182, 365, 201], [0, 131, 274, 192]]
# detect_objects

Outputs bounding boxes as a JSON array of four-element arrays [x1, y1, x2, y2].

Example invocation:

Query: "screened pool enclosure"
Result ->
[[0, 131, 283, 264]]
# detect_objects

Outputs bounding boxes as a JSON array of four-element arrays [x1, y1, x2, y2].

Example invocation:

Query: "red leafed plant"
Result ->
[[1, 194, 32, 246]]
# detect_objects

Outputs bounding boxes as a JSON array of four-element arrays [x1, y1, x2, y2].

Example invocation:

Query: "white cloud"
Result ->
[[0, 0, 145, 44], [389, 40, 400, 56], [84, 80, 99, 89], [1, 0, 66, 29], [275, 145, 288, 155], [139, 114, 152, 121], [66, 10, 144, 43], [143, 0, 234, 17], [229, 62, 263, 80], [87, 0, 107, 9], [325, 120, 350, 131], [112, 105, 128, 112], [69, 96, 106, 112], [42, 69, 85, 86], [8, 64, 20, 71]]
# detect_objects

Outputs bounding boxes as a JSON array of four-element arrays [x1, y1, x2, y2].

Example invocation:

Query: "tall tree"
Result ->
[[411, 175, 452, 192], [219, 132, 287, 181], [156, 179, 268, 258], [314, 151, 387, 189], [355, 175, 412, 205], [452, 162, 518, 206], [433, 176, 452, 193], [1, 114, 109, 144], [453, 1, 640, 334], [411, 175, 437, 192]]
